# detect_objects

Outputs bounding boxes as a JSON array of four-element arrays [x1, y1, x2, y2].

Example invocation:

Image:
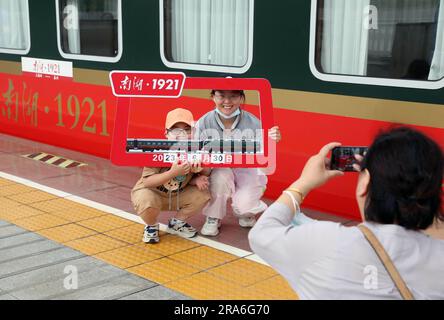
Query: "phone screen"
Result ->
[[330, 146, 368, 172]]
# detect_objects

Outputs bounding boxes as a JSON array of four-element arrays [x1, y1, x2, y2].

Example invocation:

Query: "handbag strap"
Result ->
[[358, 224, 415, 300]]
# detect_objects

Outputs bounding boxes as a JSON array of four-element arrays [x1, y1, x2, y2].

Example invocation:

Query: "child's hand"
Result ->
[[170, 160, 191, 176], [268, 126, 282, 142], [190, 160, 203, 173], [194, 175, 209, 191]]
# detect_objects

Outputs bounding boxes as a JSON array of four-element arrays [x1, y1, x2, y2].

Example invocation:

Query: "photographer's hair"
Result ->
[[210, 90, 246, 102], [361, 126, 443, 230]]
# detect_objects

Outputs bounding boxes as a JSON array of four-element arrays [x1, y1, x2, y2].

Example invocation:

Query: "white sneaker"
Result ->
[[200, 217, 221, 236], [239, 216, 256, 228], [143, 224, 160, 244], [167, 218, 197, 238]]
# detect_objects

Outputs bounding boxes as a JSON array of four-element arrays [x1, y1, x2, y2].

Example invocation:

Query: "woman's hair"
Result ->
[[361, 126, 443, 230]]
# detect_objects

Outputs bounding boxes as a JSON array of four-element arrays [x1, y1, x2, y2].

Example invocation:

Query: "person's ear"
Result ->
[[356, 169, 370, 197]]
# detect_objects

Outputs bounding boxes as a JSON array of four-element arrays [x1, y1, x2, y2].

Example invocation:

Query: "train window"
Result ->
[[55, 0, 122, 63], [0, 0, 31, 55], [311, 0, 444, 89], [160, 0, 254, 74]]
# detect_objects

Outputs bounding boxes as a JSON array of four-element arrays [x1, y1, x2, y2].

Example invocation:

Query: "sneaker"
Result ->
[[200, 217, 221, 236], [239, 216, 256, 228], [143, 224, 159, 244], [168, 218, 197, 238]]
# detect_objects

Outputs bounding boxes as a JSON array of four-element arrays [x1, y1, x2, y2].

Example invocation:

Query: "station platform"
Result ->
[[0, 176, 296, 300], [1, 133, 441, 300]]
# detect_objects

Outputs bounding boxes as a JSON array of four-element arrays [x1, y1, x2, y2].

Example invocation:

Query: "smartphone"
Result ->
[[330, 146, 368, 172]]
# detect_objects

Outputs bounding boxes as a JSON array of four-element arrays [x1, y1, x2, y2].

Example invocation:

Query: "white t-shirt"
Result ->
[[249, 202, 444, 300]]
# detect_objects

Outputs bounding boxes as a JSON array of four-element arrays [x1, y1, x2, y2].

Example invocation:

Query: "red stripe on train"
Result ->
[[1, 73, 442, 220]]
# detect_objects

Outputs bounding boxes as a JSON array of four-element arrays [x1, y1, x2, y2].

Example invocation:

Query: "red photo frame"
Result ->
[[109, 72, 275, 168]]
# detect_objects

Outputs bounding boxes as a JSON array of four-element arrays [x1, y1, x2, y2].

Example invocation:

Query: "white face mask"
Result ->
[[215, 107, 241, 119]]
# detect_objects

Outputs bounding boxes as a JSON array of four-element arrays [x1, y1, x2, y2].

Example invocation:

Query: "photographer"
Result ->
[[249, 127, 444, 299]]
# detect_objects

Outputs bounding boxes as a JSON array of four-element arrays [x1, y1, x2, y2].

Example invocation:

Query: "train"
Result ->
[[125, 139, 260, 154], [1, 0, 443, 220]]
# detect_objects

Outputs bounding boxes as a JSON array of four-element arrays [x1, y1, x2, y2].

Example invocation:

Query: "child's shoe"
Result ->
[[168, 218, 197, 238], [143, 224, 160, 244]]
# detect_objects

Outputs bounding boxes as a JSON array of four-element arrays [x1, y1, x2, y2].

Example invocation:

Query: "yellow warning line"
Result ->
[[33, 153, 49, 161], [45, 156, 63, 165], [58, 160, 75, 168], [0, 176, 298, 300], [22, 153, 87, 169]]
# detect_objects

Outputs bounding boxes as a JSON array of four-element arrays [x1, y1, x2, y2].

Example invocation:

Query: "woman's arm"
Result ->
[[248, 201, 342, 282], [249, 143, 344, 279], [274, 142, 345, 213]]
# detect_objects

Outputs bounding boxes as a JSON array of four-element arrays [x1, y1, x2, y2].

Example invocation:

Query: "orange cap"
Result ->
[[165, 108, 194, 129]]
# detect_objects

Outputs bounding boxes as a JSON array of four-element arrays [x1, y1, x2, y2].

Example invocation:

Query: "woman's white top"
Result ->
[[249, 202, 444, 300]]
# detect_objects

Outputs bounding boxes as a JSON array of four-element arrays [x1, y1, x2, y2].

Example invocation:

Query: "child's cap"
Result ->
[[165, 108, 194, 129]]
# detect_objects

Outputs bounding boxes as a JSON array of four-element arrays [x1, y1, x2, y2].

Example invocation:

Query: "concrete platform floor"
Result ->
[[0, 222, 190, 300]]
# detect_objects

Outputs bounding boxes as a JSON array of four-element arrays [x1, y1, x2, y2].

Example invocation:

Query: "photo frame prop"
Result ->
[[109, 71, 275, 168]]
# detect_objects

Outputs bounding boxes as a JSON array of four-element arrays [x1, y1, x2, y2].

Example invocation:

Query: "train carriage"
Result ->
[[1, 0, 443, 220]]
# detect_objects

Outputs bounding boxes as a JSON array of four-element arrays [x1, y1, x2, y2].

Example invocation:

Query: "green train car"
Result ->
[[0, 0, 443, 219]]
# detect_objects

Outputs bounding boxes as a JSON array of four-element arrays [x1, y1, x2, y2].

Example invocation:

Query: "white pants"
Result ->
[[203, 168, 268, 220]]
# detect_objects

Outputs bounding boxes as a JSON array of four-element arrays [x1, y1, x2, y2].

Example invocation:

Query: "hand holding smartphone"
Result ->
[[330, 146, 368, 172]]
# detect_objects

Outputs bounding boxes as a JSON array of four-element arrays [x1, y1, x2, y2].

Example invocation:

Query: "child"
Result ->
[[131, 108, 211, 243]]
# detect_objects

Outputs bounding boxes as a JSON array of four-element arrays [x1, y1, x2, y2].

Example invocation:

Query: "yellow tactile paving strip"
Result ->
[[128, 257, 202, 285], [0, 205, 45, 221], [13, 213, 70, 231], [0, 177, 15, 187], [95, 243, 163, 268], [37, 224, 98, 243], [104, 224, 147, 244], [0, 184, 36, 196], [29, 198, 90, 213], [0, 177, 299, 300], [208, 259, 278, 287], [248, 275, 299, 300], [77, 215, 135, 233], [169, 246, 238, 270], [9, 191, 59, 204], [65, 234, 128, 255], [51, 206, 108, 222]]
